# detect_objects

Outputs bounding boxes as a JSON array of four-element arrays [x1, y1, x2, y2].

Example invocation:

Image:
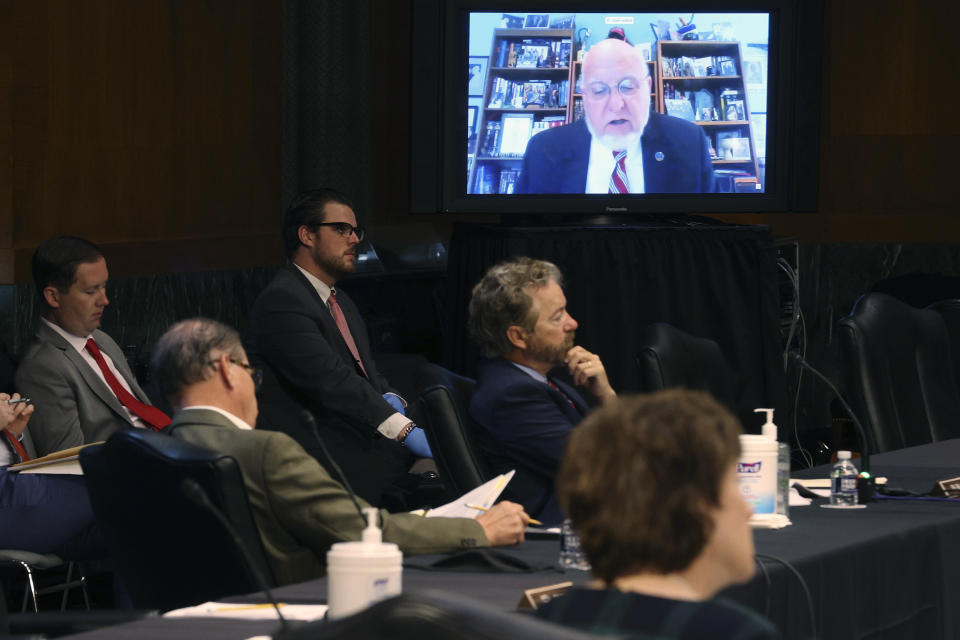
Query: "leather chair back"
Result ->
[[839, 293, 960, 454], [80, 429, 275, 611], [927, 298, 960, 399], [635, 323, 736, 410], [412, 363, 494, 497], [280, 589, 597, 640]]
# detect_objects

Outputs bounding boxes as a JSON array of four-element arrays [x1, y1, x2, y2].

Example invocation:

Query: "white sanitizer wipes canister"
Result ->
[[737, 434, 778, 514], [326, 507, 403, 619]]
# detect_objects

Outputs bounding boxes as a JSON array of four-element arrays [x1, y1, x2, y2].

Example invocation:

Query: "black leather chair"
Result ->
[[839, 293, 960, 454], [278, 589, 597, 640], [412, 363, 495, 498], [80, 429, 276, 612], [635, 323, 736, 410], [927, 298, 960, 398]]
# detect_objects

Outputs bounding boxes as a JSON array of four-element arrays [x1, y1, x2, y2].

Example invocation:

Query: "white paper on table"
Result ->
[[421, 470, 515, 519], [163, 602, 327, 621]]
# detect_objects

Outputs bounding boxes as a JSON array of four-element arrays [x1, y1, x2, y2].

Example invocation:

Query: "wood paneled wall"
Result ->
[[0, 0, 282, 283]]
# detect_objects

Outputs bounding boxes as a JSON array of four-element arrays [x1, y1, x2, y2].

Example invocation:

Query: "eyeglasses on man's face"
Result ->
[[209, 357, 263, 392], [583, 76, 645, 102], [314, 222, 365, 242]]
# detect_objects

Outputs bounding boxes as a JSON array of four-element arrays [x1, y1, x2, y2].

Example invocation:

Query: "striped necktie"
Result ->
[[609, 149, 629, 194]]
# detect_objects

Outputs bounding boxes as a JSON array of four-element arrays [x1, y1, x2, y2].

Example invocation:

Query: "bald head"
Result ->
[[581, 38, 652, 150]]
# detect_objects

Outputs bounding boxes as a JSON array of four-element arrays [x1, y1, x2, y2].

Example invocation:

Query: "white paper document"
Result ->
[[419, 470, 515, 519], [163, 602, 328, 621]]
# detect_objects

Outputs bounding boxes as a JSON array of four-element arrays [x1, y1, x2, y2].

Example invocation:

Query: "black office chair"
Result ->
[[278, 589, 597, 640], [839, 293, 960, 454], [927, 299, 960, 398], [635, 323, 736, 410], [80, 429, 276, 612], [412, 363, 495, 498]]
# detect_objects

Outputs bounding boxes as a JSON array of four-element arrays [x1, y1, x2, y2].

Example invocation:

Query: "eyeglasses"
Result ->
[[583, 76, 644, 102], [209, 357, 263, 391], [313, 222, 365, 241]]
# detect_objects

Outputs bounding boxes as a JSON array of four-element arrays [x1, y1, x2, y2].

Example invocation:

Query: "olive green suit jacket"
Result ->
[[169, 408, 488, 586]]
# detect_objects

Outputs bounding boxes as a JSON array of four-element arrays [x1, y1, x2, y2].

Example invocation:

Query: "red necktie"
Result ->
[[3, 429, 31, 462], [547, 379, 579, 413], [84, 339, 170, 430], [609, 149, 629, 194], [328, 292, 368, 378]]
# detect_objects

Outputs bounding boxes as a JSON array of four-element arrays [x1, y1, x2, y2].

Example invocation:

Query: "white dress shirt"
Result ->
[[585, 135, 646, 194]]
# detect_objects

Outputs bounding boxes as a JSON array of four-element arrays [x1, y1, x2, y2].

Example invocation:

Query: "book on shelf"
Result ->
[[488, 77, 568, 109], [498, 169, 520, 194], [480, 121, 502, 156], [493, 37, 571, 69], [660, 54, 740, 78], [664, 98, 696, 122]]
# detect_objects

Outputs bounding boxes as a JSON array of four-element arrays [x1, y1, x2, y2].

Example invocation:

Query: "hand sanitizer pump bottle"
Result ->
[[755, 408, 789, 518], [327, 507, 403, 619]]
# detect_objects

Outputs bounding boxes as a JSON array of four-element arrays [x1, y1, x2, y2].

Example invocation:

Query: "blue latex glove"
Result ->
[[403, 426, 433, 459], [382, 393, 406, 416]]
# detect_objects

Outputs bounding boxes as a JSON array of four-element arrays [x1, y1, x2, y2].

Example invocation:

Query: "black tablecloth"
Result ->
[[62, 440, 960, 639]]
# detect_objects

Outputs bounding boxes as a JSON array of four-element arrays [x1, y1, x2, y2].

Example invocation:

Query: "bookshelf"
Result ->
[[470, 28, 574, 194], [655, 40, 761, 191]]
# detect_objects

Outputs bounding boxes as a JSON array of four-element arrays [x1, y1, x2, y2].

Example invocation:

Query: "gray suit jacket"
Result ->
[[15, 323, 149, 456], [169, 409, 488, 586]]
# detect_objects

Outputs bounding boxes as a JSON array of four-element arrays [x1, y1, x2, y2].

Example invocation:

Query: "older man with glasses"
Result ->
[[515, 37, 716, 194], [245, 188, 432, 508]]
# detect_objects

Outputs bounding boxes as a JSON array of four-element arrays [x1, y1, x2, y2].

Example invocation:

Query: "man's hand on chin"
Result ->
[[565, 346, 617, 402]]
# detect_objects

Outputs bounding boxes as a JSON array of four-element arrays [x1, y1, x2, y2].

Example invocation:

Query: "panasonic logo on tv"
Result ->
[[605, 206, 628, 212]]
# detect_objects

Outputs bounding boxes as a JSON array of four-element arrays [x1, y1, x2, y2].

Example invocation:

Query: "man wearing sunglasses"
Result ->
[[245, 188, 432, 507], [515, 37, 716, 194]]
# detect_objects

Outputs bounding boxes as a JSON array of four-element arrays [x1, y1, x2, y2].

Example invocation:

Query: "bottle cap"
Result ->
[[754, 407, 777, 440], [361, 507, 382, 544]]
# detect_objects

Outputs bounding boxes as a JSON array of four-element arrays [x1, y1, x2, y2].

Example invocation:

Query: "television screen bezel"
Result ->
[[437, 0, 803, 216]]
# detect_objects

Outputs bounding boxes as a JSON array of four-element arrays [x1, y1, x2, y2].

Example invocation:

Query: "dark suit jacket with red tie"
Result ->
[[469, 357, 590, 525], [244, 264, 412, 505], [514, 113, 717, 194]]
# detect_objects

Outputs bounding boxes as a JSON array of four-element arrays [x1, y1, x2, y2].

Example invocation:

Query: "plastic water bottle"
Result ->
[[830, 451, 859, 506], [558, 519, 591, 571]]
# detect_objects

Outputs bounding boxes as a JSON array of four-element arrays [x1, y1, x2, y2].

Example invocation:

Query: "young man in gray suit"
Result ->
[[151, 318, 529, 585], [16, 236, 169, 456]]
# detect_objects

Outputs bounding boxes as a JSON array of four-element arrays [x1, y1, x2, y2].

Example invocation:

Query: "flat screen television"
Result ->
[[410, 0, 822, 217]]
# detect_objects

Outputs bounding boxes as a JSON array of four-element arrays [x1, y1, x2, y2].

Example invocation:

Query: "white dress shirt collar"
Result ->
[[585, 132, 646, 194], [42, 317, 92, 353], [180, 405, 253, 430], [294, 263, 335, 305]]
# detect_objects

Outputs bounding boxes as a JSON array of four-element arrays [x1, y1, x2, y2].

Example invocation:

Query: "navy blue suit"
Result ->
[[0, 468, 105, 559], [515, 113, 716, 194], [469, 358, 589, 525]]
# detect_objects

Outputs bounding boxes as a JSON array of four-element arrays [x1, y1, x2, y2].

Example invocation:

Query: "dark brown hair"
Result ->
[[556, 389, 742, 583]]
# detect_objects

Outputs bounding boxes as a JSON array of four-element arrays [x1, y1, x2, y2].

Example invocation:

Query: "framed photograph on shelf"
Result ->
[[523, 14, 549, 29], [549, 15, 574, 29], [498, 113, 534, 156], [499, 13, 523, 28], [467, 106, 478, 139], [468, 56, 488, 97]]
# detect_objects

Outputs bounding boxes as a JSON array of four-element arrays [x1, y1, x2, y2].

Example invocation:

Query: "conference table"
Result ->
[[63, 440, 960, 639]]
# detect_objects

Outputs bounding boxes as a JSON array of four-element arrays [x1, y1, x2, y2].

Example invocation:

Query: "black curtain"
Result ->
[[442, 223, 784, 431]]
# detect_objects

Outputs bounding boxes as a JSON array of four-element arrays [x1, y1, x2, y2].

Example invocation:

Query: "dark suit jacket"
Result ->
[[469, 358, 589, 525], [15, 323, 150, 456], [515, 113, 717, 194], [169, 409, 487, 586], [244, 264, 411, 504]]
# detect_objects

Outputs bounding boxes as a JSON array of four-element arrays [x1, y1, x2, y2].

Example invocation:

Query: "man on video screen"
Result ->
[[515, 38, 716, 194]]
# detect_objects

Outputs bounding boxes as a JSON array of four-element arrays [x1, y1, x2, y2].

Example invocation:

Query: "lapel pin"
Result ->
[[654, 151, 665, 162]]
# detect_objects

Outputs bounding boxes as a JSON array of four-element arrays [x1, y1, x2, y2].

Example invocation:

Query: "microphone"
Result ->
[[299, 410, 367, 529], [180, 478, 291, 636], [788, 351, 875, 501]]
